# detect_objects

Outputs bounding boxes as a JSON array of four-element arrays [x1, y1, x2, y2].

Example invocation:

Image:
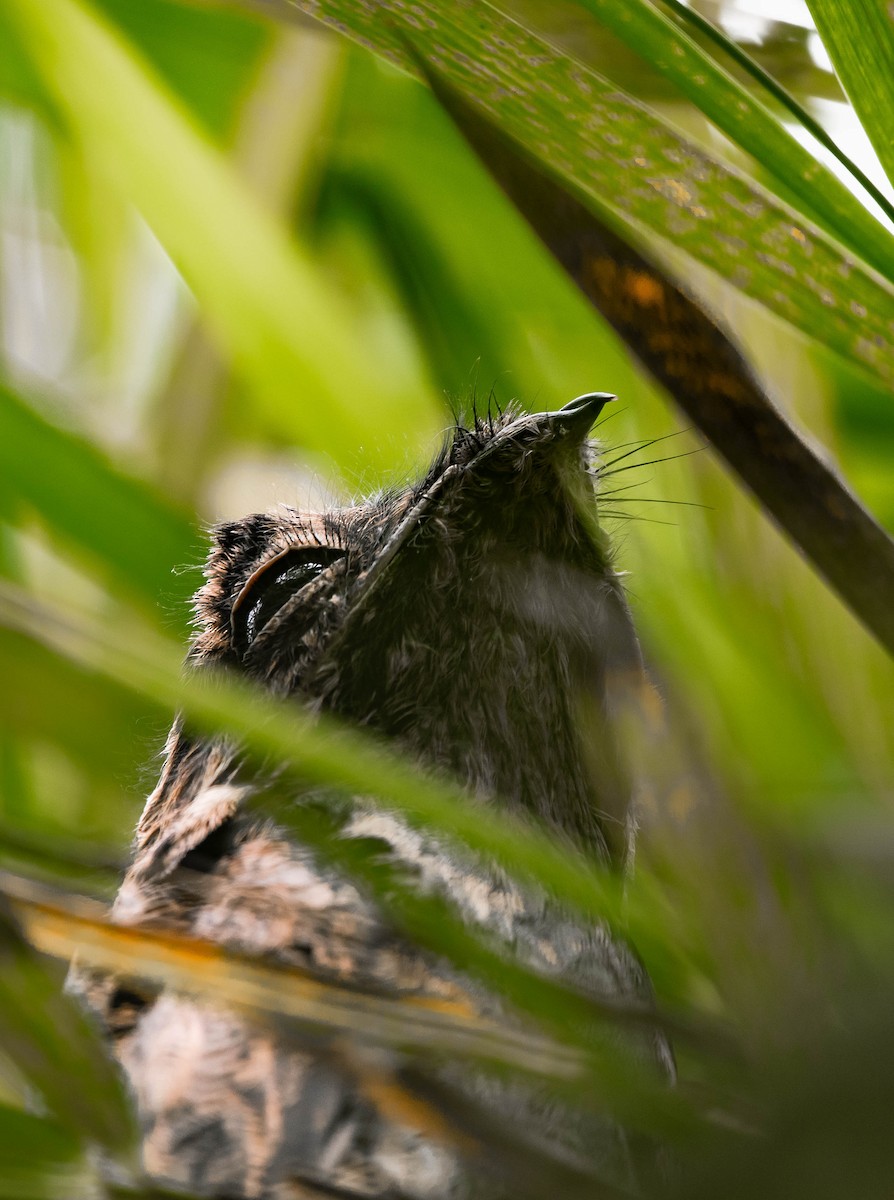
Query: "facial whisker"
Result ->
[[600, 446, 706, 478], [591, 405, 628, 433], [603, 496, 713, 510], [598, 509, 678, 527], [598, 479, 656, 497], [601, 428, 694, 471]]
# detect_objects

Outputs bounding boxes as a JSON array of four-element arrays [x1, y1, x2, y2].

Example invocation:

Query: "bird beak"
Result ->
[[546, 392, 615, 433]]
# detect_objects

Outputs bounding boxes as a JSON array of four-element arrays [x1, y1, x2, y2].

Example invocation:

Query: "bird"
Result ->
[[71, 394, 670, 1199]]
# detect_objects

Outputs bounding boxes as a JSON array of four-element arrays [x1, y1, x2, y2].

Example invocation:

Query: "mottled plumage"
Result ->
[[73, 396, 669, 1197]]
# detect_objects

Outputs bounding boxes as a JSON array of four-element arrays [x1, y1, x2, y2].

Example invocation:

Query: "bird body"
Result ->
[[73, 397, 668, 1197]]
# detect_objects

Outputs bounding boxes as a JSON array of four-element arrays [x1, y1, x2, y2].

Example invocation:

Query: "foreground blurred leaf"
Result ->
[[0, 899, 132, 1149], [0, 1102, 87, 1199], [0, 525, 33, 823], [2, 0, 440, 473], [244, 0, 894, 391], [805, 1, 894, 194], [0, 608, 719, 1078], [95, 0, 272, 144], [152, 25, 347, 501], [0, 378, 199, 622], [0, 579, 705, 1002], [0, 626, 163, 795]]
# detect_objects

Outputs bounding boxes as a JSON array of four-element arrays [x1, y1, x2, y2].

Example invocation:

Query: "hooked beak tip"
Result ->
[[549, 392, 616, 434]]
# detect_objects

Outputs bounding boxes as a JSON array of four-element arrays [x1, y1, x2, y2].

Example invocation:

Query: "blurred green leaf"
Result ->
[[0, 621, 721, 1113], [95, 0, 273, 143], [0, 9, 58, 119], [0, 527, 32, 822], [0, 1102, 79, 1163], [0, 900, 133, 1149], [316, 165, 517, 403], [0, 1102, 87, 1199], [3, 0, 441, 475], [0, 625, 161, 805], [0, 578, 707, 1003], [0, 377, 200, 624]]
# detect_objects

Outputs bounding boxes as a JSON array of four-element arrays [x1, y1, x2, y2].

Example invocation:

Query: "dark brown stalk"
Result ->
[[420, 63, 894, 657]]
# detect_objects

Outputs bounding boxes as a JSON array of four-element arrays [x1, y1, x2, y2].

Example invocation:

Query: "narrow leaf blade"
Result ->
[[806, 1, 894, 194]]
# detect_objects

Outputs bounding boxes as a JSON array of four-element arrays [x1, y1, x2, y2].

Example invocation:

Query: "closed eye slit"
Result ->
[[230, 545, 345, 658]]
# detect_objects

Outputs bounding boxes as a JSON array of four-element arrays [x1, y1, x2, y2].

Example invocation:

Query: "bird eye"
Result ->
[[231, 546, 344, 657]]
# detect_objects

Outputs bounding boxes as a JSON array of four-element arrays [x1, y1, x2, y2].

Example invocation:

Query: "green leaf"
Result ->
[[0, 900, 133, 1149], [0, 634, 708, 1125], [574, 0, 894, 278], [805, 1, 894, 193], [95, 0, 272, 143], [0, 378, 200, 623], [244, 0, 894, 393], [662, 0, 894, 229], [0, 625, 163, 793], [0, 578, 707, 1002], [0, 1102, 87, 1200], [3, 0, 441, 474]]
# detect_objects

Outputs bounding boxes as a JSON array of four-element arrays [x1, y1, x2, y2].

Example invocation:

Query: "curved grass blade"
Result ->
[[0, 579, 708, 1006], [5, 868, 704, 1140], [3, 0, 439, 473], [242, 0, 894, 393], [419, 67, 894, 658], [0, 591, 724, 1042], [573, 0, 894, 272], [805, 1, 894, 195]]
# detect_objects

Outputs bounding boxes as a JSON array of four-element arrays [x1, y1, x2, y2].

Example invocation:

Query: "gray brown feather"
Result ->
[[70, 404, 669, 1197]]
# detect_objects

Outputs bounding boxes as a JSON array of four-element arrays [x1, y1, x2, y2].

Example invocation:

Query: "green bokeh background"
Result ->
[[3, 0, 894, 1193]]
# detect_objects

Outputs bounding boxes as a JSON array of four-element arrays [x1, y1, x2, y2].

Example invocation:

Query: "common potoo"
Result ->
[[73, 394, 669, 1198]]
